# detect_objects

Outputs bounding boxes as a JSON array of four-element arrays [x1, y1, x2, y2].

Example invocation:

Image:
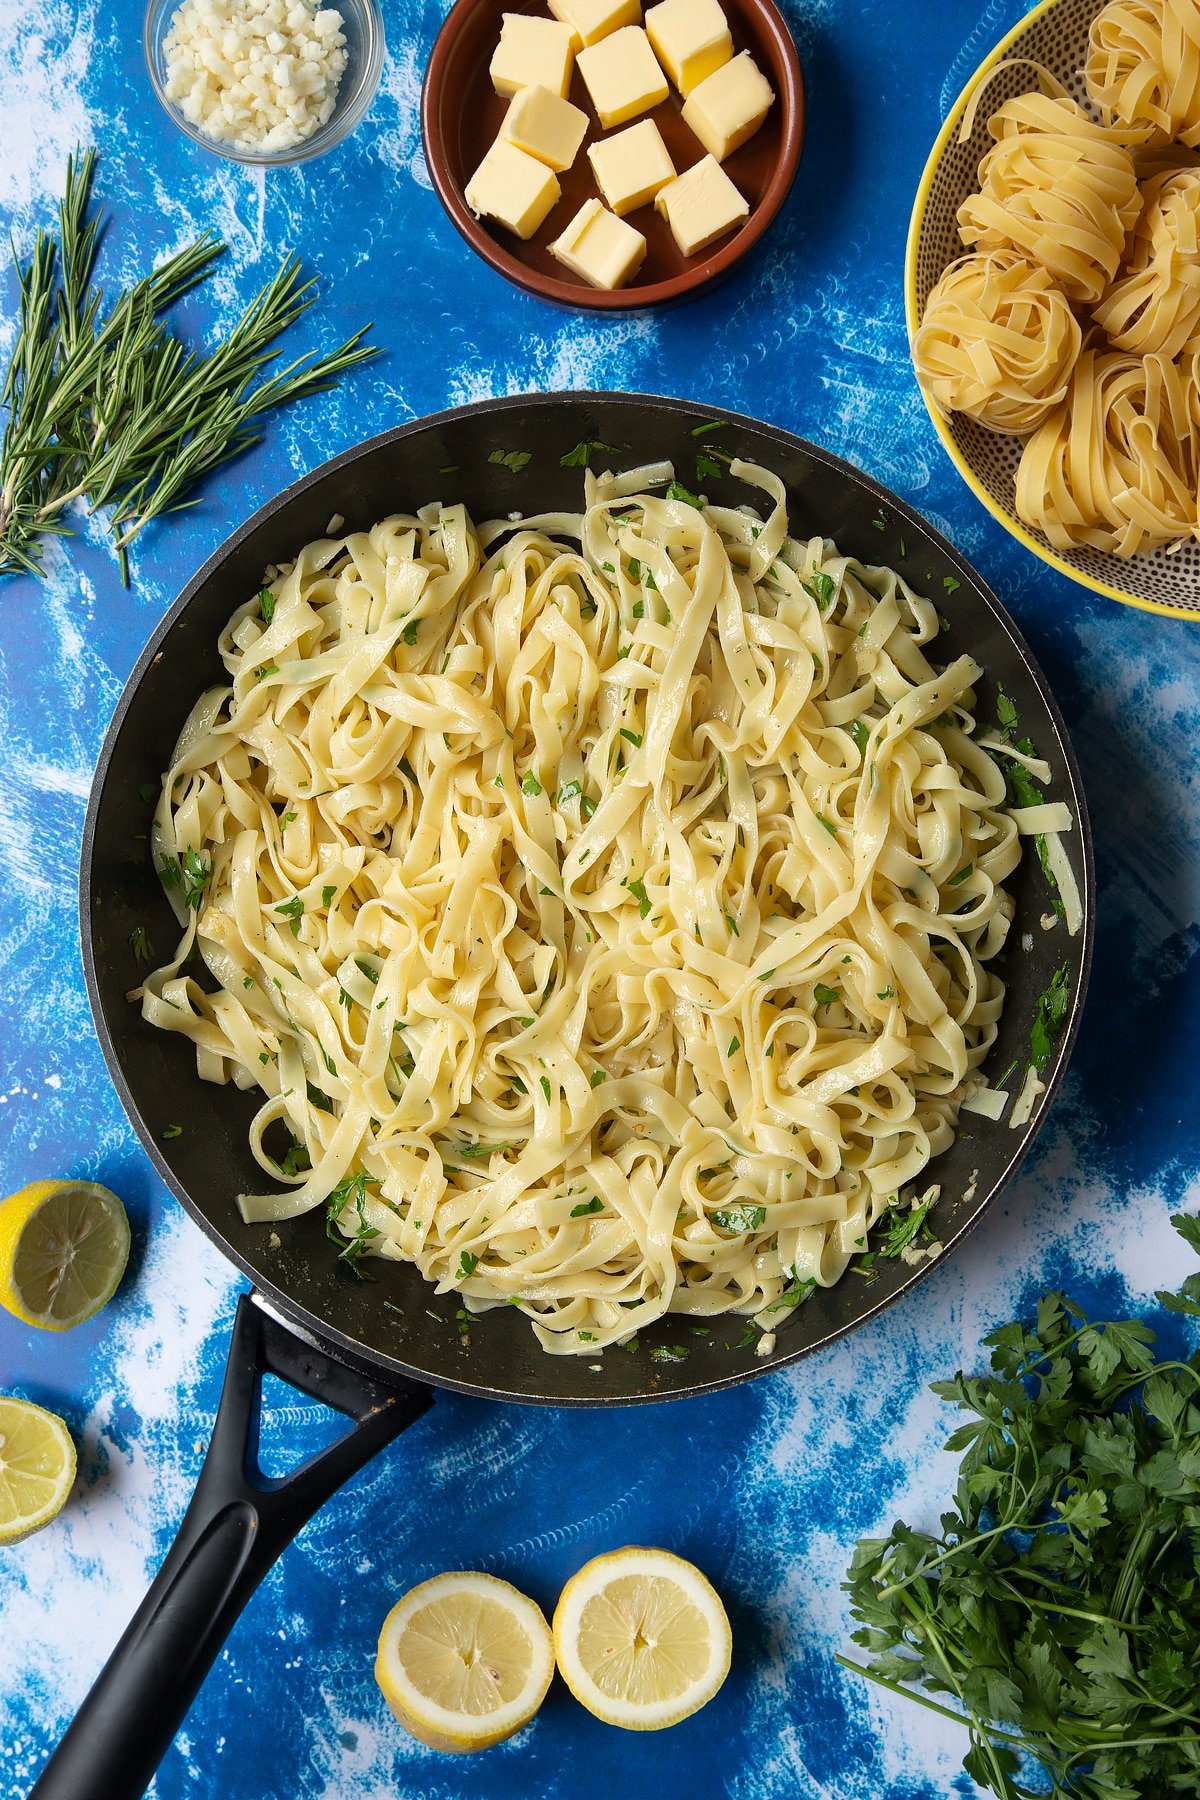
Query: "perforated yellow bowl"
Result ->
[[905, 0, 1200, 622]]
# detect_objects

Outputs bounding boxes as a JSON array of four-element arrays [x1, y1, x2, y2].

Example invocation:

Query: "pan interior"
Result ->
[[82, 393, 1092, 1405]]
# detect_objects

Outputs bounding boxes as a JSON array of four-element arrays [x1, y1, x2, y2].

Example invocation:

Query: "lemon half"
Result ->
[[0, 1179, 131, 1331], [552, 1546, 732, 1731], [375, 1571, 555, 1753], [0, 1396, 77, 1545]]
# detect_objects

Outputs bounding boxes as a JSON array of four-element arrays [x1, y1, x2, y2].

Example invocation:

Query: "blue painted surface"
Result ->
[[0, 1, 1197, 1796]]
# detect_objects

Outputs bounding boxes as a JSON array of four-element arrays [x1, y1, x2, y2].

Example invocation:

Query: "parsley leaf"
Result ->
[[276, 1135, 311, 1179], [160, 846, 211, 912], [561, 439, 620, 468], [997, 688, 1020, 735], [274, 896, 304, 937], [258, 587, 276, 624], [488, 448, 532, 473], [768, 1269, 816, 1312], [1029, 964, 1070, 1073], [522, 770, 543, 796], [876, 1196, 935, 1257], [813, 983, 840, 1006], [802, 570, 836, 611], [324, 1171, 381, 1276], [570, 1197, 605, 1218], [626, 876, 652, 919], [666, 480, 704, 508], [712, 1204, 767, 1232]]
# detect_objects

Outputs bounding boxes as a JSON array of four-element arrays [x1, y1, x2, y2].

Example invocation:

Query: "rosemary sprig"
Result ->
[[0, 150, 377, 584]]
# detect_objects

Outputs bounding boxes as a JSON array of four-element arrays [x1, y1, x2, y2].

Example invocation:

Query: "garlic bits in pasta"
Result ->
[[143, 465, 1043, 1356]]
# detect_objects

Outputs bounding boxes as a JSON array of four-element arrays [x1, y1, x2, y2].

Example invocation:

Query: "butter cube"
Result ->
[[548, 0, 641, 50], [501, 84, 589, 171], [654, 154, 748, 256], [465, 138, 562, 240], [576, 26, 669, 130], [550, 198, 647, 288], [681, 51, 775, 161], [588, 119, 676, 215], [489, 14, 575, 100], [645, 0, 732, 96]]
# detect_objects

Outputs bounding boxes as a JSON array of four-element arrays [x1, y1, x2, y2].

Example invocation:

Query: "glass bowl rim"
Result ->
[[142, 0, 386, 168]]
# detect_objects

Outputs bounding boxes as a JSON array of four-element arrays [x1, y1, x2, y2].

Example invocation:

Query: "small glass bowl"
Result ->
[[144, 0, 385, 167]]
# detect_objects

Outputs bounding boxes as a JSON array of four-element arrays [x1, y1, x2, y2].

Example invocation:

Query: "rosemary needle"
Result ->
[[0, 149, 378, 584]]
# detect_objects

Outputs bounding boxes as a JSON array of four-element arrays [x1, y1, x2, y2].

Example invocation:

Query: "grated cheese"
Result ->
[[163, 0, 348, 153]]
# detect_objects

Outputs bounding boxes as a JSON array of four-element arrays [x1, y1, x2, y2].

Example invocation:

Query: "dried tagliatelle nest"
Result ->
[[1086, 0, 1200, 147], [1094, 165, 1200, 354], [914, 42, 1200, 559], [913, 251, 1083, 434], [956, 90, 1141, 305], [1015, 344, 1200, 555]]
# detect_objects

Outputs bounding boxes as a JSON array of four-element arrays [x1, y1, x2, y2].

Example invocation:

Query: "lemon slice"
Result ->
[[552, 1546, 732, 1730], [375, 1571, 555, 1753], [0, 1396, 77, 1545], [0, 1179, 131, 1331]]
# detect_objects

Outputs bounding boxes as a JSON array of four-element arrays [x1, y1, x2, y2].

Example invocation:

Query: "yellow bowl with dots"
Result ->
[[906, 0, 1200, 623]]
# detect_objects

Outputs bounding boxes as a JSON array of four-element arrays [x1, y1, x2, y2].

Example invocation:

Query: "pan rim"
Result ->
[[79, 390, 1096, 1406]]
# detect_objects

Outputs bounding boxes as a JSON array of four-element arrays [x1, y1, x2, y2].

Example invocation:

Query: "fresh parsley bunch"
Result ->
[[842, 1215, 1200, 1799]]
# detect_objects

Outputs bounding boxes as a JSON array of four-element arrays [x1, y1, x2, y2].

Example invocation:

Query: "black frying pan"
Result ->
[[37, 393, 1093, 1799]]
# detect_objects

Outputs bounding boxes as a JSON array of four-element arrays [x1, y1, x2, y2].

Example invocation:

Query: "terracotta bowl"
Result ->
[[421, 0, 805, 311]]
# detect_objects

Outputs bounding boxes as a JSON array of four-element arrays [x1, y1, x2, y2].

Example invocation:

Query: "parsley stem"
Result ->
[[1061, 1733, 1200, 1776], [834, 1657, 1030, 1752], [877, 1516, 1029, 1598], [998, 1582, 1154, 1633], [1110, 1517, 1156, 1627]]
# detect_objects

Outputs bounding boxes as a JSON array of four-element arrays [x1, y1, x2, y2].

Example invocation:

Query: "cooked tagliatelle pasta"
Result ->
[[143, 464, 1037, 1355]]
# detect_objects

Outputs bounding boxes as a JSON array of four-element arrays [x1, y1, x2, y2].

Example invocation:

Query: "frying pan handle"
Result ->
[[28, 1292, 433, 1800]]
